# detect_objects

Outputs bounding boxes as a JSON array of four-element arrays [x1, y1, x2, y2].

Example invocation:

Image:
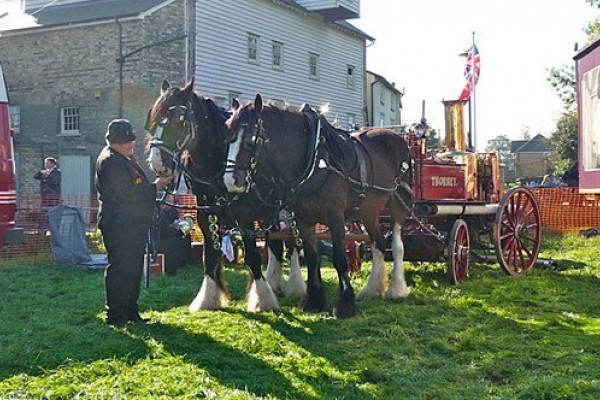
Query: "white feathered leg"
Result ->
[[386, 222, 409, 299], [247, 278, 279, 312], [265, 248, 284, 294], [189, 275, 228, 312], [357, 247, 387, 300], [284, 248, 306, 298]]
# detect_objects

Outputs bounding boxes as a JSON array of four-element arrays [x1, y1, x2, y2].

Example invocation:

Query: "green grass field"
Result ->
[[1, 234, 600, 399]]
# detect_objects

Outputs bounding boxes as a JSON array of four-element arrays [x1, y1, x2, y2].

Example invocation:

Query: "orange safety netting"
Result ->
[[0, 194, 203, 265], [530, 187, 600, 234], [2, 189, 599, 263]]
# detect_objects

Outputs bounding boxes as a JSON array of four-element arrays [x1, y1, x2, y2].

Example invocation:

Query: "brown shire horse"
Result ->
[[223, 94, 414, 318], [145, 81, 306, 313]]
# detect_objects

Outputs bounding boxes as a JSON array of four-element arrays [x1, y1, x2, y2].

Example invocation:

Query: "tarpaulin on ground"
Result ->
[[48, 204, 93, 266]]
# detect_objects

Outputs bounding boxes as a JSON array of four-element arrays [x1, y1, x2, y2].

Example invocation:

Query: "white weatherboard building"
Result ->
[[195, 0, 370, 130]]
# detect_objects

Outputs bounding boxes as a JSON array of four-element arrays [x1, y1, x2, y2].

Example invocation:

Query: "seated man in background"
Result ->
[[156, 194, 192, 275]]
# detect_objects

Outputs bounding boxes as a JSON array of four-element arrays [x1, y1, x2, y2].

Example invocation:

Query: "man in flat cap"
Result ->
[[95, 118, 172, 326]]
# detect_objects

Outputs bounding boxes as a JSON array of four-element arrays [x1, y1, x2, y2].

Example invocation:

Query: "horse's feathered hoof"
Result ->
[[356, 288, 384, 301], [247, 278, 279, 312], [300, 295, 325, 313], [332, 303, 357, 319], [300, 285, 326, 312], [333, 289, 357, 318]]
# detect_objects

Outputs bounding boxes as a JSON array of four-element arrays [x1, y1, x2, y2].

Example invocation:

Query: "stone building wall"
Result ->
[[0, 0, 187, 195]]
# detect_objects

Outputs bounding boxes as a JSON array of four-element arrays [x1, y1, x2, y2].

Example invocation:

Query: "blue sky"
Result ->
[[354, 0, 598, 149]]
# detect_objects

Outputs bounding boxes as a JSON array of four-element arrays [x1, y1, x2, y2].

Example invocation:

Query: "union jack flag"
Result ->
[[458, 44, 480, 101]]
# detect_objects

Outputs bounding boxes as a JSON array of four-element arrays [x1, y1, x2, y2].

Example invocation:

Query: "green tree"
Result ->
[[550, 110, 578, 173], [547, 65, 576, 111], [426, 127, 439, 149], [485, 135, 512, 166]]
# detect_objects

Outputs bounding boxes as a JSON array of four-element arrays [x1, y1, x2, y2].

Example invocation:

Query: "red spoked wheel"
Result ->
[[494, 187, 542, 276], [447, 219, 470, 284]]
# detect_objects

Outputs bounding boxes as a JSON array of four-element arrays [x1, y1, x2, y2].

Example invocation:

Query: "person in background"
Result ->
[[95, 118, 172, 326], [541, 175, 552, 187], [562, 162, 579, 187], [34, 157, 62, 208]]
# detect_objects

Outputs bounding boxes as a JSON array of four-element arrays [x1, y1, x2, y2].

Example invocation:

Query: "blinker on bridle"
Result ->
[[224, 117, 267, 193], [146, 103, 197, 156]]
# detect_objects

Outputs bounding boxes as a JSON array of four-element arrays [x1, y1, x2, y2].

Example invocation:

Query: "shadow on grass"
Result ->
[[3, 257, 600, 398], [233, 259, 600, 397], [129, 321, 311, 399], [0, 263, 372, 399]]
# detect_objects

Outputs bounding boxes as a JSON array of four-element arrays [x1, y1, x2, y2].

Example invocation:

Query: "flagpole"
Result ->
[[471, 31, 477, 150]]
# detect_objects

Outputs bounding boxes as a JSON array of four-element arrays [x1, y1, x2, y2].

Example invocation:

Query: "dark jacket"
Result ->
[[34, 167, 61, 196], [95, 146, 157, 229]]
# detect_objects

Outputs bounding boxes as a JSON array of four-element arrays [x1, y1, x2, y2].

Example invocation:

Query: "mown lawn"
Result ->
[[1, 234, 600, 399]]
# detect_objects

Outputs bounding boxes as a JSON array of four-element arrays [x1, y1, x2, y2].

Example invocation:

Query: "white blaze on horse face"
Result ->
[[223, 127, 245, 193], [148, 147, 167, 175]]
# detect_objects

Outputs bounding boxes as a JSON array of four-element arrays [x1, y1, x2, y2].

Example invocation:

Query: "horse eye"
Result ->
[[158, 115, 169, 126]]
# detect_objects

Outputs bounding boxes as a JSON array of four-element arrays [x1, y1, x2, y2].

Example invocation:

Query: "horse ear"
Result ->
[[255, 94, 263, 112], [183, 77, 194, 95], [231, 98, 240, 111], [161, 80, 170, 94]]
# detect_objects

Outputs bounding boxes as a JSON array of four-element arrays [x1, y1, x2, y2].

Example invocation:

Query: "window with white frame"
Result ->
[[61, 106, 80, 135], [247, 33, 260, 63], [347, 113, 356, 131], [272, 41, 283, 69], [9, 105, 20, 134], [347, 65, 356, 89], [309, 53, 319, 79]]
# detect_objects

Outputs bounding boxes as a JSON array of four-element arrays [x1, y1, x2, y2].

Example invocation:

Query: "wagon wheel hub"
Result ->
[[514, 223, 523, 238], [458, 245, 469, 262]]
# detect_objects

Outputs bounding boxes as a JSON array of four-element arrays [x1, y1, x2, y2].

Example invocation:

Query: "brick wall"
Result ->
[[0, 0, 188, 195], [515, 152, 551, 180], [19, 147, 45, 195]]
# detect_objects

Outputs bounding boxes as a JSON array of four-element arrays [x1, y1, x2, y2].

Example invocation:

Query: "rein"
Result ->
[[236, 110, 413, 211]]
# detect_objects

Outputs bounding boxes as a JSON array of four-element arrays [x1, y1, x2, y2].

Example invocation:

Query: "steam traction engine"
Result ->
[[393, 100, 542, 284]]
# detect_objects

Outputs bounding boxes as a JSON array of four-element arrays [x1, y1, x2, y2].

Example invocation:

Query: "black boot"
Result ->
[[128, 311, 150, 323], [105, 309, 129, 327], [127, 304, 149, 323]]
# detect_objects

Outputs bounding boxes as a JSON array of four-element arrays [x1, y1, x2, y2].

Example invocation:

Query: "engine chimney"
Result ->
[[443, 100, 467, 152]]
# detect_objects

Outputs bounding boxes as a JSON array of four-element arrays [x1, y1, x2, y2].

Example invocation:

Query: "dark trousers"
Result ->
[[101, 223, 147, 319]]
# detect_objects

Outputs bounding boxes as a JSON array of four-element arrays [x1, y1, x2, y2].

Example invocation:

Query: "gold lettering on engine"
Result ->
[[431, 176, 458, 187]]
